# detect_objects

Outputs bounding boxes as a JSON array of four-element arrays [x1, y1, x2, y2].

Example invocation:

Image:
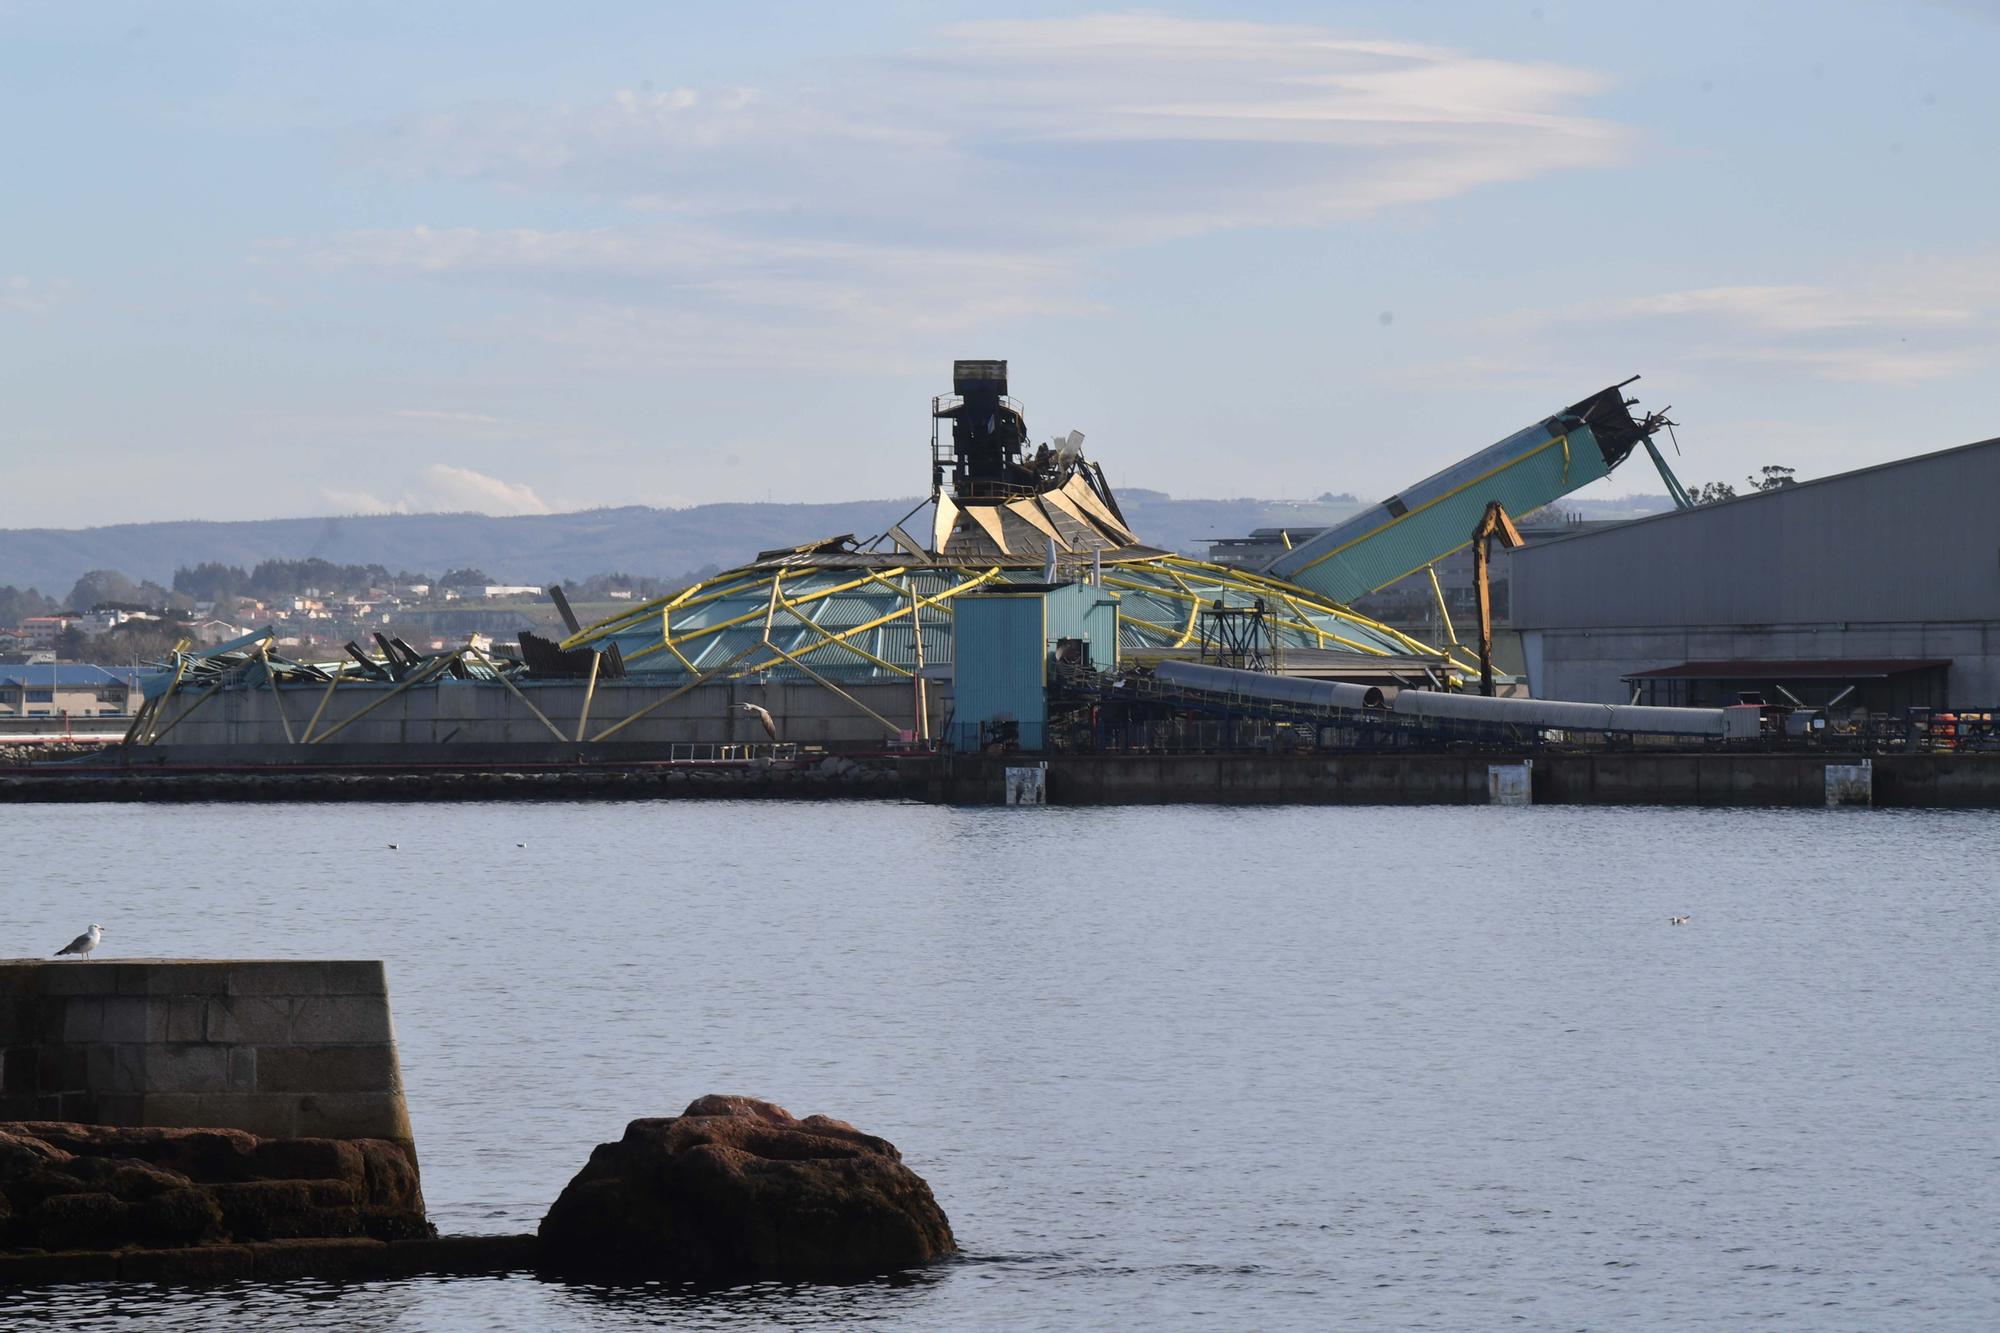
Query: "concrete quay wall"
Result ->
[[0, 753, 908, 801], [922, 751, 2000, 807], [145, 678, 927, 751], [0, 960, 413, 1151]]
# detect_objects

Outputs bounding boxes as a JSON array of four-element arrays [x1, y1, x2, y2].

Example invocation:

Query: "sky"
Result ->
[[3, 1, 1999, 529]]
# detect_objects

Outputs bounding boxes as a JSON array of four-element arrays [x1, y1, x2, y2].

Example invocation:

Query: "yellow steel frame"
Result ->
[[555, 552, 1460, 696]]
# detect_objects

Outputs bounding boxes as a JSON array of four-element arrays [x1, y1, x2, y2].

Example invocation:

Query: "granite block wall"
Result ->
[[0, 960, 413, 1153]]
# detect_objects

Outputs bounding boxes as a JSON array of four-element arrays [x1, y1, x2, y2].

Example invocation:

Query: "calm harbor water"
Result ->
[[4, 800, 1996, 1330]]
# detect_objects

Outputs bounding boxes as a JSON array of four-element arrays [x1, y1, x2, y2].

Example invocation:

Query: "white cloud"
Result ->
[[1, 275, 69, 314], [319, 464, 552, 516], [1614, 284, 1978, 334], [1478, 258, 2000, 387], [294, 15, 1628, 367], [414, 463, 550, 514], [392, 408, 507, 428]]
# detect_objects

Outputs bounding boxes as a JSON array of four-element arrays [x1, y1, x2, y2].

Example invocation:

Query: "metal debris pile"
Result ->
[[127, 626, 532, 747]]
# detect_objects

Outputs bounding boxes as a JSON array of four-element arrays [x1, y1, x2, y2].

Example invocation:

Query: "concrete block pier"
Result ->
[[0, 959, 414, 1154]]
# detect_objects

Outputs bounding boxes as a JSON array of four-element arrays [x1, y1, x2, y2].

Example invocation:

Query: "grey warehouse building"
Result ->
[[1509, 434, 2000, 712]]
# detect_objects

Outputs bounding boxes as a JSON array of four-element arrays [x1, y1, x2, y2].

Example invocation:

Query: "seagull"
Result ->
[[55, 924, 103, 960], [1669, 915, 1691, 926], [735, 702, 779, 742]]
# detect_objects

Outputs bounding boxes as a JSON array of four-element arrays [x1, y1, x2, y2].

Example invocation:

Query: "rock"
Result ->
[[133, 1189, 225, 1249], [28, 1192, 131, 1252], [249, 1237, 389, 1281], [118, 1243, 254, 1284], [539, 1095, 955, 1284], [0, 1121, 431, 1258]]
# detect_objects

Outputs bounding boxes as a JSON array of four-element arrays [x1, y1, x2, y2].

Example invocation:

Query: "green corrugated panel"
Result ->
[[952, 592, 1048, 748], [1269, 425, 1611, 605]]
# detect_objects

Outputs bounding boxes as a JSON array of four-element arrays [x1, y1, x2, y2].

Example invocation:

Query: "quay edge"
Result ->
[[3, 750, 2000, 807]]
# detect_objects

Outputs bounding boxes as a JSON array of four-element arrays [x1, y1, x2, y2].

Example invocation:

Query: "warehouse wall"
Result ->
[[1511, 435, 2000, 705], [1513, 435, 2000, 630], [1521, 623, 2000, 706], [145, 678, 926, 751]]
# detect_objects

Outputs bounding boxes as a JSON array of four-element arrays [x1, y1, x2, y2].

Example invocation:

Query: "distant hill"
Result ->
[[0, 491, 1675, 594]]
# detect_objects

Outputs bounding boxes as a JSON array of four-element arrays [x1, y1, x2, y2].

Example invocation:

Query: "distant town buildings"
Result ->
[[0, 664, 141, 718]]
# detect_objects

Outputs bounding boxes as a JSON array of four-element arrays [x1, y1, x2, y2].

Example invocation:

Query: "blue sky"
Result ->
[[3, 1, 1998, 528]]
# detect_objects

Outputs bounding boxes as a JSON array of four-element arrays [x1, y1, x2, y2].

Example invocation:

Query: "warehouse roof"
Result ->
[[0, 665, 137, 687], [1624, 658, 1951, 680]]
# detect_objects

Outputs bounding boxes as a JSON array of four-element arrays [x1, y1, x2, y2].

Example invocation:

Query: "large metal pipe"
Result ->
[[1148, 660, 1726, 736], [1151, 661, 1385, 711], [1389, 689, 1726, 737]]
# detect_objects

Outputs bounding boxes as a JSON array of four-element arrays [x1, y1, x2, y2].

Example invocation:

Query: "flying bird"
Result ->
[[55, 924, 103, 960], [1669, 915, 1691, 926], [735, 702, 779, 742]]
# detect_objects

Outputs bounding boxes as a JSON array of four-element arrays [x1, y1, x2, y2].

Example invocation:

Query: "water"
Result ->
[[4, 801, 1996, 1330]]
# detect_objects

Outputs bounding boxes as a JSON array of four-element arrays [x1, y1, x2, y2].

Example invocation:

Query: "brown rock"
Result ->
[[118, 1243, 255, 1284], [0, 1249, 118, 1285], [28, 1191, 132, 1252], [539, 1095, 955, 1284], [210, 1180, 360, 1241], [0, 1130, 69, 1177], [0, 1121, 431, 1258], [249, 1237, 389, 1281], [14, 1124, 258, 1183], [133, 1188, 225, 1249]]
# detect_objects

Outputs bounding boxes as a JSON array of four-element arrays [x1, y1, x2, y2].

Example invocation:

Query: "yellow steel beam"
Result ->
[[652, 570, 900, 657], [1115, 611, 1182, 640], [1100, 572, 1391, 657], [775, 589, 913, 678], [309, 654, 454, 744], [145, 679, 226, 746], [1158, 556, 1445, 656], [256, 644, 296, 745], [660, 606, 696, 672], [559, 569, 773, 649], [300, 662, 349, 744], [573, 649, 602, 742], [118, 696, 157, 748], [581, 571, 775, 654], [756, 639, 903, 735], [739, 567, 1000, 676], [464, 647, 569, 743], [587, 642, 762, 743], [1426, 564, 1460, 646], [134, 657, 188, 746]]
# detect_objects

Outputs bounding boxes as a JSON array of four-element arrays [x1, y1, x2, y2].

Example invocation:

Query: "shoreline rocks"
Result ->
[[0, 1121, 434, 1278], [539, 1095, 956, 1284]]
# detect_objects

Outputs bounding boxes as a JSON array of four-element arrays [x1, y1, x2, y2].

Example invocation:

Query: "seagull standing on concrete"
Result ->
[[55, 924, 103, 960], [735, 703, 779, 742]]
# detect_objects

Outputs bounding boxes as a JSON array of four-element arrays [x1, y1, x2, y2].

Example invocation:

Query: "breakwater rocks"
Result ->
[[0, 1121, 534, 1285], [0, 1097, 955, 1287], [540, 1095, 957, 1284]]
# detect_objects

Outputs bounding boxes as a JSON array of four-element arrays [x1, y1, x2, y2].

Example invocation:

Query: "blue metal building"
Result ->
[[950, 583, 1119, 750]]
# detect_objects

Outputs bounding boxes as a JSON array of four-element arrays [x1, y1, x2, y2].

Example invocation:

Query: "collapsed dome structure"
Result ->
[[558, 360, 1467, 732], [125, 359, 1664, 756]]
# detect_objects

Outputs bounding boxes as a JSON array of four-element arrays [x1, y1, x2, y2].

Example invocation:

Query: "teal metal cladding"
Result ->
[[952, 591, 1051, 750], [1263, 422, 1612, 606], [1043, 585, 1121, 671]]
